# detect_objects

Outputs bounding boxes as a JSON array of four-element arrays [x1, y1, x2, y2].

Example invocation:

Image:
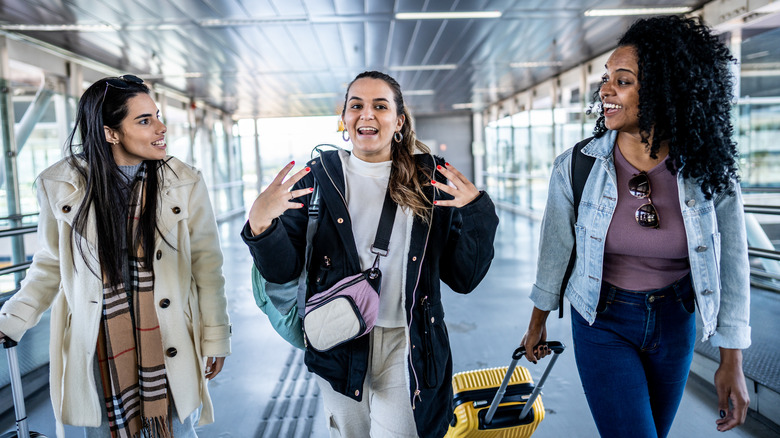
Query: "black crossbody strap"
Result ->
[[296, 179, 320, 319], [371, 188, 398, 257], [558, 137, 595, 318]]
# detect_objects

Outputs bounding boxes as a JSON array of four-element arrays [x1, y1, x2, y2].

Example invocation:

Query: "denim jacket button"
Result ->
[[686, 199, 696, 207], [696, 245, 707, 252], [702, 289, 714, 295]]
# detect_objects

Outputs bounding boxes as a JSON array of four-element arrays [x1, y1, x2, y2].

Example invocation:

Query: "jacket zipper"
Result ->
[[408, 154, 436, 410], [305, 274, 365, 306]]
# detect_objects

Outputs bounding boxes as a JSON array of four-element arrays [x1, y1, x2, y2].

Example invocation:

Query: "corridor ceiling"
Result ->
[[1, 0, 709, 118]]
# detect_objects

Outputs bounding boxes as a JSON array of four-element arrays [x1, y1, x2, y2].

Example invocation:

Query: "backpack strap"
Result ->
[[296, 179, 319, 320], [558, 137, 595, 318]]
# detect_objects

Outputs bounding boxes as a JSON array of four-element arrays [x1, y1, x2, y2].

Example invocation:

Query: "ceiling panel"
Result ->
[[0, 0, 713, 118]]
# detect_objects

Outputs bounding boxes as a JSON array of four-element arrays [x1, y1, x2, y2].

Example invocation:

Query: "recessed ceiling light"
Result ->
[[395, 11, 502, 20], [584, 7, 692, 17], [0, 24, 115, 31], [452, 103, 476, 109], [510, 61, 563, 68], [388, 64, 457, 71], [290, 92, 339, 99], [199, 17, 307, 26], [404, 90, 435, 96]]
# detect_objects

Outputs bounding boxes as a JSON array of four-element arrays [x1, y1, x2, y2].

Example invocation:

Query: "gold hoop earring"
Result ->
[[342, 130, 350, 142], [393, 131, 403, 143]]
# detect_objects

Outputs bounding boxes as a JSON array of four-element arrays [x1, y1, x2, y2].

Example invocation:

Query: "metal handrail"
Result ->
[[742, 187, 780, 194], [749, 247, 780, 262], [0, 225, 37, 238], [0, 213, 38, 222], [744, 205, 780, 215], [0, 262, 31, 277]]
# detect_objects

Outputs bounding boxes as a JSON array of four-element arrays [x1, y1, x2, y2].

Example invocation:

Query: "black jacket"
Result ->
[[242, 150, 499, 437]]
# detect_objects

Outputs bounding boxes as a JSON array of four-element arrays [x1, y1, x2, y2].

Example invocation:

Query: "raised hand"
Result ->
[[248, 161, 312, 236], [430, 163, 480, 208]]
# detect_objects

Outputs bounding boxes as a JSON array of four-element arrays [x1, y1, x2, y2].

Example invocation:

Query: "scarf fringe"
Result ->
[[133, 415, 172, 438]]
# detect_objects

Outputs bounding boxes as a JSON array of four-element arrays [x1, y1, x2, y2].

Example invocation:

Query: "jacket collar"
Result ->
[[581, 130, 618, 161], [39, 155, 198, 190]]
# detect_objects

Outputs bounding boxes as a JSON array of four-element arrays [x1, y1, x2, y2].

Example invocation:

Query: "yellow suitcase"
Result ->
[[445, 341, 565, 438]]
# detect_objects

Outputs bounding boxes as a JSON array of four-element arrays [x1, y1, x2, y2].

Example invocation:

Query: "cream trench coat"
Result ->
[[0, 156, 231, 436]]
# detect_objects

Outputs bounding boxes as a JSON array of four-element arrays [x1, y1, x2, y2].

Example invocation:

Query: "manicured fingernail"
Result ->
[[305, 167, 310, 172], [719, 410, 726, 419], [436, 165, 442, 170], [445, 162, 450, 167], [309, 187, 314, 192], [430, 180, 436, 185], [433, 201, 438, 205], [290, 160, 295, 165]]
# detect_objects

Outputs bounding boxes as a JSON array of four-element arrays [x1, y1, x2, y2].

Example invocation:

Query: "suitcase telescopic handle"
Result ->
[[3, 338, 18, 348], [512, 340, 565, 360], [484, 341, 566, 426], [4, 337, 32, 438]]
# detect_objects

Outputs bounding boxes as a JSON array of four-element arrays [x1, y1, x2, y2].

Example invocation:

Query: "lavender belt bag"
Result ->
[[303, 267, 382, 352]]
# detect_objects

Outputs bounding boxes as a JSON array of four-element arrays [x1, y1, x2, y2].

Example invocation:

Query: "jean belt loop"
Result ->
[[607, 284, 617, 305], [671, 272, 691, 301]]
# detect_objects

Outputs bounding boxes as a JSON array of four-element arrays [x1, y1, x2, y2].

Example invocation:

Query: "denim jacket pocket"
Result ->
[[574, 224, 587, 278], [711, 232, 721, 286]]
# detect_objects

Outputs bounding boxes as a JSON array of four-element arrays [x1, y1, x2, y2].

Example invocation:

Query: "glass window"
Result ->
[[738, 25, 780, 187]]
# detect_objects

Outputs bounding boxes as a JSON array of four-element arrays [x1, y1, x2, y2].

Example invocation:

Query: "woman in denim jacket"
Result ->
[[521, 16, 750, 437]]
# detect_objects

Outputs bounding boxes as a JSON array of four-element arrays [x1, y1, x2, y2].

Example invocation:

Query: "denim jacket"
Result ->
[[531, 130, 751, 349]]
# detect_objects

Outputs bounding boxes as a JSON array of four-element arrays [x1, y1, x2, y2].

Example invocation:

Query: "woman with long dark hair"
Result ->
[[0, 75, 231, 437], [242, 71, 499, 437], [522, 16, 750, 437]]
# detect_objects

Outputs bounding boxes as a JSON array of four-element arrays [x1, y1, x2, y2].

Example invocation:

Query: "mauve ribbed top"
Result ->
[[602, 144, 690, 291]]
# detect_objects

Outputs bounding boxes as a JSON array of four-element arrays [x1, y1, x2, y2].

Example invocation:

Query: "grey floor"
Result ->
[[1, 211, 779, 437]]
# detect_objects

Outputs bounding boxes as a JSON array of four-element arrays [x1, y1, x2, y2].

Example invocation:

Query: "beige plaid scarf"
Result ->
[[97, 164, 171, 438]]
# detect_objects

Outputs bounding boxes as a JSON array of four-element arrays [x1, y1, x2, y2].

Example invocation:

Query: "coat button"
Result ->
[[337, 218, 344, 224], [156, 250, 162, 260], [172, 206, 181, 214], [686, 199, 696, 207], [159, 299, 170, 308], [166, 348, 177, 357], [696, 245, 707, 252], [62, 205, 71, 213], [702, 289, 714, 296], [430, 317, 435, 323], [412, 256, 417, 262], [354, 389, 360, 397]]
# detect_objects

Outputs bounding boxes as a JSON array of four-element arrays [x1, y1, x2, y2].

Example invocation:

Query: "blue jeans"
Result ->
[[571, 274, 696, 438]]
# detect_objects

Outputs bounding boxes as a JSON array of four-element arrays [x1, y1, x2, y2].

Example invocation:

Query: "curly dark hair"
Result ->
[[590, 15, 739, 199]]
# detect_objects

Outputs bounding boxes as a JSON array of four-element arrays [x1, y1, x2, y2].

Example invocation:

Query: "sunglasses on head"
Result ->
[[102, 74, 144, 100], [105, 74, 144, 89], [628, 171, 660, 228]]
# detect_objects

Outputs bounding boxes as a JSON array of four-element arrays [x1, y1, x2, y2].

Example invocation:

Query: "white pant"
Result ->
[[315, 326, 418, 438]]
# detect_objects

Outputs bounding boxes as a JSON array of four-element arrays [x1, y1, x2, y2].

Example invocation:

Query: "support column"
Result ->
[[0, 36, 26, 287], [254, 118, 263, 193]]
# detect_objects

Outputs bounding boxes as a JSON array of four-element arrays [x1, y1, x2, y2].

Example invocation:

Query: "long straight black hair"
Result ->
[[66, 77, 164, 286]]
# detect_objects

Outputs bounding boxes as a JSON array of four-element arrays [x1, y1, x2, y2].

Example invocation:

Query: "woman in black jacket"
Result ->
[[242, 71, 499, 437]]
